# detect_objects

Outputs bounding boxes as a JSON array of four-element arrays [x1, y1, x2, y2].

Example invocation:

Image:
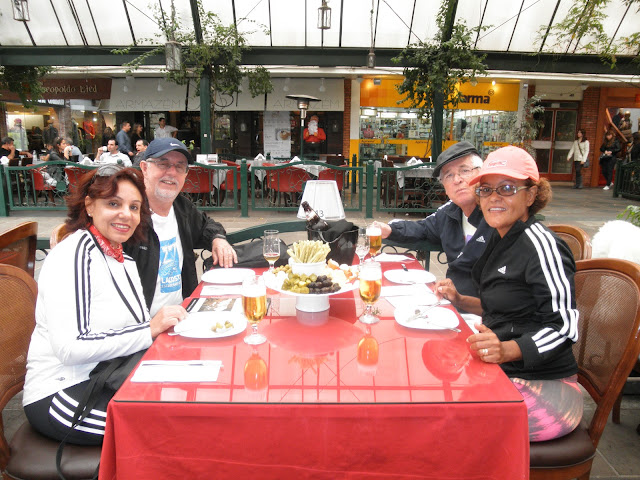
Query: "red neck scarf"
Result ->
[[89, 224, 124, 263]]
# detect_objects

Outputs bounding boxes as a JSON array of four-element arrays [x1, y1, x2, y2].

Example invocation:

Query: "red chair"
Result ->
[[181, 166, 213, 205], [266, 166, 311, 207], [318, 166, 346, 190], [31, 168, 56, 205], [219, 165, 241, 205]]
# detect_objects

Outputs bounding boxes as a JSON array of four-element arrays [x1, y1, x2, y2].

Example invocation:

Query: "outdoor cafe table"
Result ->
[[99, 260, 529, 480]]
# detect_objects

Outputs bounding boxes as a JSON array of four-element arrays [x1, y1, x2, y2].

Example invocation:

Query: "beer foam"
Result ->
[[360, 268, 382, 281], [244, 285, 266, 297], [366, 226, 381, 236]]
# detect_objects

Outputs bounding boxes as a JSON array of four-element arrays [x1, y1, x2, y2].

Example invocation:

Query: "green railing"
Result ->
[[0, 160, 444, 218], [613, 160, 640, 201]]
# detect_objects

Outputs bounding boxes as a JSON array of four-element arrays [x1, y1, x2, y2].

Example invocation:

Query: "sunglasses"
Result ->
[[475, 185, 530, 197]]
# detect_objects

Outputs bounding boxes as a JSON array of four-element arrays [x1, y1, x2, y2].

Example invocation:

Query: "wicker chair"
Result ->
[[0, 222, 37, 277], [530, 258, 640, 479], [549, 224, 592, 261], [0, 264, 102, 480]]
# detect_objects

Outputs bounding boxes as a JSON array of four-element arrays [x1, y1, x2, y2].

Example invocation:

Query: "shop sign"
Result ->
[[0, 78, 112, 101]]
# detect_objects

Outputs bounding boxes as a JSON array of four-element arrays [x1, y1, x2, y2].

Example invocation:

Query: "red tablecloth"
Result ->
[[99, 260, 529, 480]]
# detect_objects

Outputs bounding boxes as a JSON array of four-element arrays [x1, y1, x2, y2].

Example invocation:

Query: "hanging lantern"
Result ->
[[165, 41, 182, 71], [317, 1, 331, 30], [12, 0, 30, 21]]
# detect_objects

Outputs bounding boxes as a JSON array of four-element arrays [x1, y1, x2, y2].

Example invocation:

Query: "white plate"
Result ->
[[384, 269, 436, 285], [201, 268, 255, 284], [394, 305, 459, 331], [263, 271, 358, 297], [174, 312, 248, 339]]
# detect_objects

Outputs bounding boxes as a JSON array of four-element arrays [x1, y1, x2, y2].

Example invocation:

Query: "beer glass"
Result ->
[[359, 261, 382, 324], [263, 229, 280, 273], [243, 275, 268, 345], [366, 225, 382, 259], [355, 227, 370, 267]]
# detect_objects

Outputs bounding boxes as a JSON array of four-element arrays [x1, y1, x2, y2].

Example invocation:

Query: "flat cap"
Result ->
[[432, 141, 480, 178]]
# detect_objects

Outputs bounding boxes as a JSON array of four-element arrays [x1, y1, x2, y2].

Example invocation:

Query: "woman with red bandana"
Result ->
[[22, 165, 186, 445]]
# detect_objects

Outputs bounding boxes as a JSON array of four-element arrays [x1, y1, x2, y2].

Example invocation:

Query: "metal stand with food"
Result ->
[[263, 240, 359, 313]]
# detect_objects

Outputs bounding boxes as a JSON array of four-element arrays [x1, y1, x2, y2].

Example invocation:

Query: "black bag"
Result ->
[[204, 239, 290, 271], [307, 219, 359, 265], [599, 154, 612, 165], [56, 350, 146, 480]]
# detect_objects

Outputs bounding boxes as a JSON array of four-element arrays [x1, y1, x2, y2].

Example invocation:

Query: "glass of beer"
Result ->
[[243, 275, 268, 345], [359, 261, 382, 324], [263, 229, 280, 273], [366, 224, 382, 259]]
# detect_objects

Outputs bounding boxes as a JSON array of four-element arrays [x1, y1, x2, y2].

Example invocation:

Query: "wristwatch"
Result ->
[[213, 234, 227, 240]]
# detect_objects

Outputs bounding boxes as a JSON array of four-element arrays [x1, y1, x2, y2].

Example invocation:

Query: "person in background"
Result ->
[[435, 146, 582, 442], [130, 123, 144, 146], [132, 139, 149, 167], [101, 126, 115, 148], [23, 165, 185, 444], [154, 117, 178, 139], [61, 136, 85, 163], [96, 139, 132, 166], [373, 141, 492, 298], [599, 130, 620, 190], [9, 118, 28, 152], [43, 119, 58, 146], [116, 121, 135, 161], [0, 136, 32, 166], [303, 115, 326, 154], [362, 124, 375, 139], [567, 128, 589, 189], [630, 132, 640, 163], [124, 138, 237, 316], [612, 108, 624, 129]]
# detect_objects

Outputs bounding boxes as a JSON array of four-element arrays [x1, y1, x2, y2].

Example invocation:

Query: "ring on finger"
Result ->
[[481, 348, 489, 356]]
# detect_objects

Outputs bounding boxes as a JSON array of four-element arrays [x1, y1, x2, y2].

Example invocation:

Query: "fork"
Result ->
[[407, 305, 461, 333]]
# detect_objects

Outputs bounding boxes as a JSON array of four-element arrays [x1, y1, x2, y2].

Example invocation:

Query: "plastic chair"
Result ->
[[266, 166, 311, 207], [318, 167, 345, 191], [219, 165, 241, 205], [31, 167, 57, 205], [0, 222, 37, 277], [529, 258, 640, 480], [549, 224, 592, 261], [64, 165, 96, 194], [0, 265, 102, 480], [181, 166, 214, 206]]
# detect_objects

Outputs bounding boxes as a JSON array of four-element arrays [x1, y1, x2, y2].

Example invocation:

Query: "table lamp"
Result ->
[[297, 180, 345, 221]]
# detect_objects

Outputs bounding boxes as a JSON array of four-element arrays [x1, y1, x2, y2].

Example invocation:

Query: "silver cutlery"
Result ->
[[407, 306, 461, 332]]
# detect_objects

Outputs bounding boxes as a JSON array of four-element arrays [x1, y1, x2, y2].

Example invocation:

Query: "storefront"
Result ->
[[353, 78, 521, 162], [1, 78, 112, 157]]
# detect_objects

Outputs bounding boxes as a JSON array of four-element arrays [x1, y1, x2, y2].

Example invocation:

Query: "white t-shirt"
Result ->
[[150, 207, 184, 316], [462, 213, 477, 244], [154, 125, 178, 139]]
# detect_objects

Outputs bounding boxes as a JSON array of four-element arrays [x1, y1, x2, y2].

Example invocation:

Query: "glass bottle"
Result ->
[[301, 201, 330, 231]]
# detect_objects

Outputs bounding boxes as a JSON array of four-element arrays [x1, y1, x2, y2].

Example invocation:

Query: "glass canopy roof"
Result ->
[[0, 0, 638, 61]]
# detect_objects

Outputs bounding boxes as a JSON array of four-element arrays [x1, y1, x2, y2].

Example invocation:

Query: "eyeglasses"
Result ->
[[475, 185, 530, 197], [441, 166, 478, 184], [146, 159, 188, 174]]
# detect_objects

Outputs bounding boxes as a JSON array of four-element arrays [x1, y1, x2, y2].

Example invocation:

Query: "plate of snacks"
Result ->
[[172, 312, 248, 339]]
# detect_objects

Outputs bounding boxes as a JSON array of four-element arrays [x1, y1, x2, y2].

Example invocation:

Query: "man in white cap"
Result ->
[[124, 138, 237, 316]]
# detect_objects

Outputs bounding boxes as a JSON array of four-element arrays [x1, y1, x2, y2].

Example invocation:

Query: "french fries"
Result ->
[[287, 240, 331, 263]]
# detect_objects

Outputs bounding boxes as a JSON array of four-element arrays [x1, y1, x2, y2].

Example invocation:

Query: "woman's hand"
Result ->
[[467, 324, 522, 364], [150, 305, 187, 339], [434, 278, 461, 306]]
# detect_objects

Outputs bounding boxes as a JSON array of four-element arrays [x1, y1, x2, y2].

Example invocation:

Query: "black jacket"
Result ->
[[388, 201, 493, 297], [124, 194, 226, 311], [600, 138, 621, 158], [472, 217, 579, 380]]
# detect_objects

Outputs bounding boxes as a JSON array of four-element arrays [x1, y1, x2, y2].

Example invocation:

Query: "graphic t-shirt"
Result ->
[[462, 213, 477, 244], [150, 207, 184, 316]]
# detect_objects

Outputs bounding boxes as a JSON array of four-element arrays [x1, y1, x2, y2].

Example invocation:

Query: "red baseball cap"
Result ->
[[469, 146, 540, 185]]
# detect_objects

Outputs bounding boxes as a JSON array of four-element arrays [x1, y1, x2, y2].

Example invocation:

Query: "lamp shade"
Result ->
[[297, 180, 345, 221]]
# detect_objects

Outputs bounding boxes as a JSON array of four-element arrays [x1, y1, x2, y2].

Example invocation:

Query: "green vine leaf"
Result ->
[[0, 65, 53, 108]]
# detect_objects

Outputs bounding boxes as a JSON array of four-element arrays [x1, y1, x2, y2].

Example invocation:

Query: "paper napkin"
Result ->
[[374, 253, 412, 262], [131, 360, 223, 383]]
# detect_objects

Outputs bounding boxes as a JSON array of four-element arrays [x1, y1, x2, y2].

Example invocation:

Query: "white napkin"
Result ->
[[406, 157, 421, 166], [291, 156, 301, 163], [131, 360, 223, 383], [0, 156, 9, 166], [254, 153, 265, 161], [200, 285, 244, 296], [461, 314, 482, 333], [374, 253, 412, 262], [381, 284, 433, 298]]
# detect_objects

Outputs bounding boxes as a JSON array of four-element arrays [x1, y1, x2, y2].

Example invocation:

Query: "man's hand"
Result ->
[[211, 238, 238, 268], [150, 305, 187, 339], [372, 221, 392, 239]]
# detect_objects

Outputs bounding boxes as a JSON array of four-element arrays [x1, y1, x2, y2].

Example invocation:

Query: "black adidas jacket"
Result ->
[[472, 217, 579, 380], [388, 201, 494, 297]]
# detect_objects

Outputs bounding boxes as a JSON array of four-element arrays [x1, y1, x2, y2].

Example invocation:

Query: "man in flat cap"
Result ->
[[374, 141, 492, 297]]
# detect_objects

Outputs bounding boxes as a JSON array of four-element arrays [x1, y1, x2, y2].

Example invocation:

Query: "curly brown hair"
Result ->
[[527, 177, 552, 216], [64, 166, 151, 243]]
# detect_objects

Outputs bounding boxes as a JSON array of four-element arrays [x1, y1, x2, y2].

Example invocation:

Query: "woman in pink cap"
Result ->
[[435, 146, 583, 442]]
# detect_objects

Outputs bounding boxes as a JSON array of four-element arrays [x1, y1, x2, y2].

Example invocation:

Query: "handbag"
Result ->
[[56, 350, 147, 480]]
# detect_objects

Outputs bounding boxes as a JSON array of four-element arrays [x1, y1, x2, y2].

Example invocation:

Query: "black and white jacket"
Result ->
[[24, 230, 152, 406], [472, 217, 579, 380]]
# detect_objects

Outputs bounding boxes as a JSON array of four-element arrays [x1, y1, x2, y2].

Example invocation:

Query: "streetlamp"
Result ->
[[286, 94, 320, 157], [12, 0, 30, 21], [317, 1, 331, 30]]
